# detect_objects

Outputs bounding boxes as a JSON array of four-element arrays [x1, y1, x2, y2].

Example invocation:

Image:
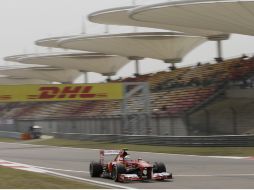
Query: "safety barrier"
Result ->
[[0, 131, 32, 140], [0, 131, 22, 139], [53, 133, 254, 147], [1, 130, 253, 146]]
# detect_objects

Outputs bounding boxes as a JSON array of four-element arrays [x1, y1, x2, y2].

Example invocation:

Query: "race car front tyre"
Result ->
[[89, 162, 103, 177], [112, 163, 126, 182], [153, 162, 166, 173]]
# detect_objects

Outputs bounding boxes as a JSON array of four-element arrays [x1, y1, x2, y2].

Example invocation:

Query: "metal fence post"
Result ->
[[230, 107, 238, 135], [204, 109, 210, 135], [136, 114, 140, 135], [145, 113, 152, 135], [170, 115, 175, 136], [120, 114, 124, 135], [156, 114, 160, 136], [113, 115, 117, 134], [183, 113, 191, 136], [100, 116, 103, 134], [153, 109, 160, 136]]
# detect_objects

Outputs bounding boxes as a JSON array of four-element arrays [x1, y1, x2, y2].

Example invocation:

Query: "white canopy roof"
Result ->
[[130, 0, 254, 36], [35, 35, 80, 48], [0, 76, 49, 84], [4, 53, 130, 76], [88, 5, 229, 40], [0, 67, 81, 83], [3, 57, 82, 83], [56, 32, 206, 63]]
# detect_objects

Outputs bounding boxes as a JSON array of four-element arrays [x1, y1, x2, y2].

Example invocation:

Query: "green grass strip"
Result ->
[[0, 166, 101, 189], [0, 137, 19, 143]]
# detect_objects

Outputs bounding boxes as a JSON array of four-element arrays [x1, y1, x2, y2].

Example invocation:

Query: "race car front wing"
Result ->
[[153, 172, 173, 180], [118, 172, 172, 182]]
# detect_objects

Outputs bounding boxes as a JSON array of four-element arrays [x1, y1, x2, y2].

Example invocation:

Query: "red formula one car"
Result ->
[[89, 148, 173, 182]]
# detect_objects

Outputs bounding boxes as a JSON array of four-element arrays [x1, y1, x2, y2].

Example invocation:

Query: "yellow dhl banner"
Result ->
[[0, 83, 123, 102]]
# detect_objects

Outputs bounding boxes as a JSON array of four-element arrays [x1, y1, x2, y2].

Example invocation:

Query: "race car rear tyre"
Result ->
[[112, 163, 126, 182], [89, 162, 103, 177], [153, 162, 166, 173]]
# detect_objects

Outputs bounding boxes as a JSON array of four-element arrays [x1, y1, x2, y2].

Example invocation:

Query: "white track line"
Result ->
[[0, 159, 47, 173], [43, 170, 137, 189], [31, 165, 254, 178], [30, 165, 89, 173], [175, 174, 254, 177], [0, 158, 135, 189]]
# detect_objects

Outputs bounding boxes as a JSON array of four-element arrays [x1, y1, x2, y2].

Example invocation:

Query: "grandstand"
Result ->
[[1, 55, 254, 136], [1, 0, 254, 146]]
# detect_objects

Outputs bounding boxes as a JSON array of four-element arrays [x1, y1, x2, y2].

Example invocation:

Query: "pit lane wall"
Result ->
[[51, 133, 254, 147], [7, 116, 187, 136], [34, 132, 254, 147], [1, 130, 253, 147], [0, 131, 21, 139]]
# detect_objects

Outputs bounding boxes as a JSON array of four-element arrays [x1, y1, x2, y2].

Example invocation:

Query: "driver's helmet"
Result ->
[[124, 155, 131, 161]]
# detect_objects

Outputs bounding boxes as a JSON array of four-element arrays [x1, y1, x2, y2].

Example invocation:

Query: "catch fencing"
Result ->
[[1, 130, 253, 146], [53, 133, 254, 147]]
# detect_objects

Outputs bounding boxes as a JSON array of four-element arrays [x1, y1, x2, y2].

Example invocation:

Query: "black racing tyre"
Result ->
[[89, 161, 103, 177], [111, 163, 126, 182], [153, 162, 166, 173]]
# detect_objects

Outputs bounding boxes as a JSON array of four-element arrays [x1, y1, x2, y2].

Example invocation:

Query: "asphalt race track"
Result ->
[[0, 142, 254, 189]]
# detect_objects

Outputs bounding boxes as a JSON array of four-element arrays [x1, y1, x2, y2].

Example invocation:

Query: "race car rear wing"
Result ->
[[100, 149, 120, 164]]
